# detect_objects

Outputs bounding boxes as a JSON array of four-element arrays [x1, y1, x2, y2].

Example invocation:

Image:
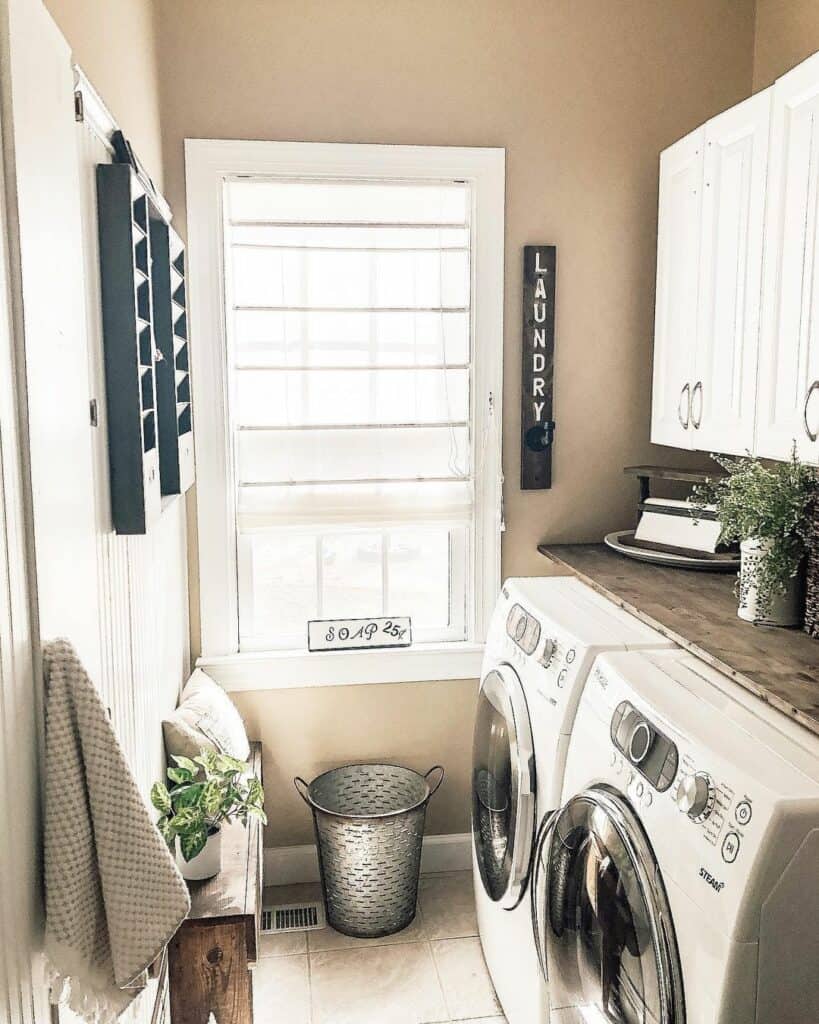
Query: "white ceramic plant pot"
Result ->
[[177, 827, 222, 881], [737, 538, 803, 627]]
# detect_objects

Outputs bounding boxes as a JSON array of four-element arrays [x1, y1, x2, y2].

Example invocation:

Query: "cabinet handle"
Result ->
[[677, 383, 691, 429], [804, 380, 819, 442], [691, 381, 703, 429]]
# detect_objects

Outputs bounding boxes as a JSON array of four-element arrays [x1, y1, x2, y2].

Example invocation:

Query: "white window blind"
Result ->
[[224, 178, 475, 650]]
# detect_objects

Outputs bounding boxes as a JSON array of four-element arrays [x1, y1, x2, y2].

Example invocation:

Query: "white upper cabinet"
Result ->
[[694, 90, 771, 455], [756, 52, 819, 464], [651, 127, 704, 448]]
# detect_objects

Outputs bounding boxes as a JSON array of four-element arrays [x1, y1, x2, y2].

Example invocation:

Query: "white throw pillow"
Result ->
[[162, 668, 251, 763]]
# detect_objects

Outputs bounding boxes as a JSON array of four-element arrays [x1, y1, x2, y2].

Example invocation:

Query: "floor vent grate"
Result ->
[[261, 901, 325, 934]]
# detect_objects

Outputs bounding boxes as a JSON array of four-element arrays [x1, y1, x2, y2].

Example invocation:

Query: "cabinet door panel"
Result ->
[[651, 128, 703, 449], [757, 53, 819, 464], [694, 90, 770, 455]]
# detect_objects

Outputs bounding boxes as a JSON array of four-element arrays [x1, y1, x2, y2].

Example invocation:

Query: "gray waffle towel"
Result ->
[[43, 639, 190, 1022]]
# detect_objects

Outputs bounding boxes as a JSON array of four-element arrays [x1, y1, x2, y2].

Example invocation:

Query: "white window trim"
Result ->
[[185, 139, 504, 686]]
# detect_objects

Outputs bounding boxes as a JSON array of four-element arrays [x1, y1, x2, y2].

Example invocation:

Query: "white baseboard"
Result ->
[[264, 832, 472, 887]]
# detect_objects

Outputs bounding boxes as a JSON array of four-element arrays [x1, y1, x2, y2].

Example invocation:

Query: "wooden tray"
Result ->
[[604, 530, 739, 572]]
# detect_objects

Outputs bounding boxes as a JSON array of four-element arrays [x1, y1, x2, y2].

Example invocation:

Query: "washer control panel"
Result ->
[[506, 603, 541, 655], [611, 700, 678, 792], [672, 752, 754, 863]]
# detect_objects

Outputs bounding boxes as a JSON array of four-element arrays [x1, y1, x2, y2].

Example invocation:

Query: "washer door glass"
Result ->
[[542, 786, 685, 1024], [472, 665, 535, 908]]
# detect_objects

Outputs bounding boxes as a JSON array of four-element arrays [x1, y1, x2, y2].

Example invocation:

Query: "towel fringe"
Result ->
[[45, 938, 145, 1024]]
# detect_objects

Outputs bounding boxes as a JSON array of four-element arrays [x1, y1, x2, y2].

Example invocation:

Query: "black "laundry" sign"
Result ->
[[520, 245, 556, 489]]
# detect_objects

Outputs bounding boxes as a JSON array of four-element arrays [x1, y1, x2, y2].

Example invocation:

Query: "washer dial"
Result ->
[[675, 772, 715, 821], [540, 637, 556, 667]]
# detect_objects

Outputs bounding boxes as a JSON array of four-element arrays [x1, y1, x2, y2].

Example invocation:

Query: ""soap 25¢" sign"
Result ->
[[307, 616, 413, 652]]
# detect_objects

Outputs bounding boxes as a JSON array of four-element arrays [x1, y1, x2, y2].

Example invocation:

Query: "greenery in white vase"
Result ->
[[151, 750, 267, 862], [693, 447, 816, 616]]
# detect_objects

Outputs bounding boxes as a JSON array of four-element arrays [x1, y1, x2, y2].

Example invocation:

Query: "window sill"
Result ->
[[196, 642, 485, 692]]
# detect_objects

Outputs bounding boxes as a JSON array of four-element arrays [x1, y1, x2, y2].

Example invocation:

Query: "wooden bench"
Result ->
[[168, 742, 263, 1024]]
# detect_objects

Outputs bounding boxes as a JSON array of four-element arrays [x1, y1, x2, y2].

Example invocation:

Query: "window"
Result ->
[[186, 142, 504, 685]]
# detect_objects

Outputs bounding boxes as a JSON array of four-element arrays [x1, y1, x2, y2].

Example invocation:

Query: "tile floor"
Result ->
[[254, 871, 507, 1024]]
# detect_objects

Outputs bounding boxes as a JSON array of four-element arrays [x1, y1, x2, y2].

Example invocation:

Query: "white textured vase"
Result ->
[[737, 538, 803, 627], [177, 827, 222, 881]]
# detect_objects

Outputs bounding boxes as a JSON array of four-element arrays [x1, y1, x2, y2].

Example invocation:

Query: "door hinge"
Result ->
[[74, 90, 84, 123], [89, 399, 98, 427]]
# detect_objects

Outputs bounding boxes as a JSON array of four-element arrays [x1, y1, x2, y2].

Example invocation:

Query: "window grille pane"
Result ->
[[240, 533, 318, 639], [321, 532, 383, 619], [230, 248, 469, 310], [233, 309, 469, 368], [231, 224, 469, 250], [387, 529, 451, 629], [238, 425, 470, 484], [238, 479, 473, 529], [234, 367, 469, 428], [227, 180, 469, 225]]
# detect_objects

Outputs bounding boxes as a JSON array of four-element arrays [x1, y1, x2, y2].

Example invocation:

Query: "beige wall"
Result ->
[[44, 0, 164, 183], [156, 0, 754, 612], [235, 680, 477, 845], [753, 0, 819, 90], [153, 0, 756, 845]]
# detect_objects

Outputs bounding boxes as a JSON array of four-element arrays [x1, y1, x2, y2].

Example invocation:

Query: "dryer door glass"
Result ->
[[541, 786, 684, 1024], [472, 666, 535, 908]]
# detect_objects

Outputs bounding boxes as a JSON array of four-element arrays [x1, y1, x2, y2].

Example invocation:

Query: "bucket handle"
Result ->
[[294, 776, 312, 806], [425, 765, 445, 798]]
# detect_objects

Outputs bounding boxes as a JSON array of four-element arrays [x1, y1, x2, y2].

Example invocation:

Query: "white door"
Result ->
[[694, 90, 771, 455], [651, 127, 704, 448], [757, 52, 819, 464]]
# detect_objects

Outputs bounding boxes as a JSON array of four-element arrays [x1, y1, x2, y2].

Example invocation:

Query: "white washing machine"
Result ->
[[532, 647, 819, 1024], [472, 578, 675, 1024]]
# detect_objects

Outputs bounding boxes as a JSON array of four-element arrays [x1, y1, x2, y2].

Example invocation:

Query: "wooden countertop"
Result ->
[[538, 544, 819, 737]]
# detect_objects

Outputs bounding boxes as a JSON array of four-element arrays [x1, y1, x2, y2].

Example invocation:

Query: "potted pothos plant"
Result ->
[[151, 751, 267, 880], [694, 447, 816, 627]]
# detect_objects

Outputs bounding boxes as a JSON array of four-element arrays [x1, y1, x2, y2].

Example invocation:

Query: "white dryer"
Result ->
[[532, 647, 819, 1024], [472, 578, 675, 1024]]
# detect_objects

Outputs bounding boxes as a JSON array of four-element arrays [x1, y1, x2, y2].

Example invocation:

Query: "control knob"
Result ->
[[540, 637, 556, 666], [675, 772, 714, 821]]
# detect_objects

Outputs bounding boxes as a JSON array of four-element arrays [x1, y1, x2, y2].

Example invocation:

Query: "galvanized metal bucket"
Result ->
[[294, 763, 445, 938]]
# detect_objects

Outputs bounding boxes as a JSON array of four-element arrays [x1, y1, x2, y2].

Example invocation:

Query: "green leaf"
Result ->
[[173, 783, 205, 809], [167, 766, 194, 786], [171, 754, 199, 774], [194, 750, 218, 773], [151, 782, 172, 815], [180, 828, 208, 862], [158, 820, 175, 848], [247, 803, 267, 825], [215, 753, 249, 775], [201, 780, 223, 817], [247, 777, 263, 806], [171, 805, 205, 834]]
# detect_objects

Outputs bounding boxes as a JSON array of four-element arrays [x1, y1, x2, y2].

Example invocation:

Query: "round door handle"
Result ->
[[677, 382, 691, 429], [803, 380, 819, 442], [691, 381, 703, 429]]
